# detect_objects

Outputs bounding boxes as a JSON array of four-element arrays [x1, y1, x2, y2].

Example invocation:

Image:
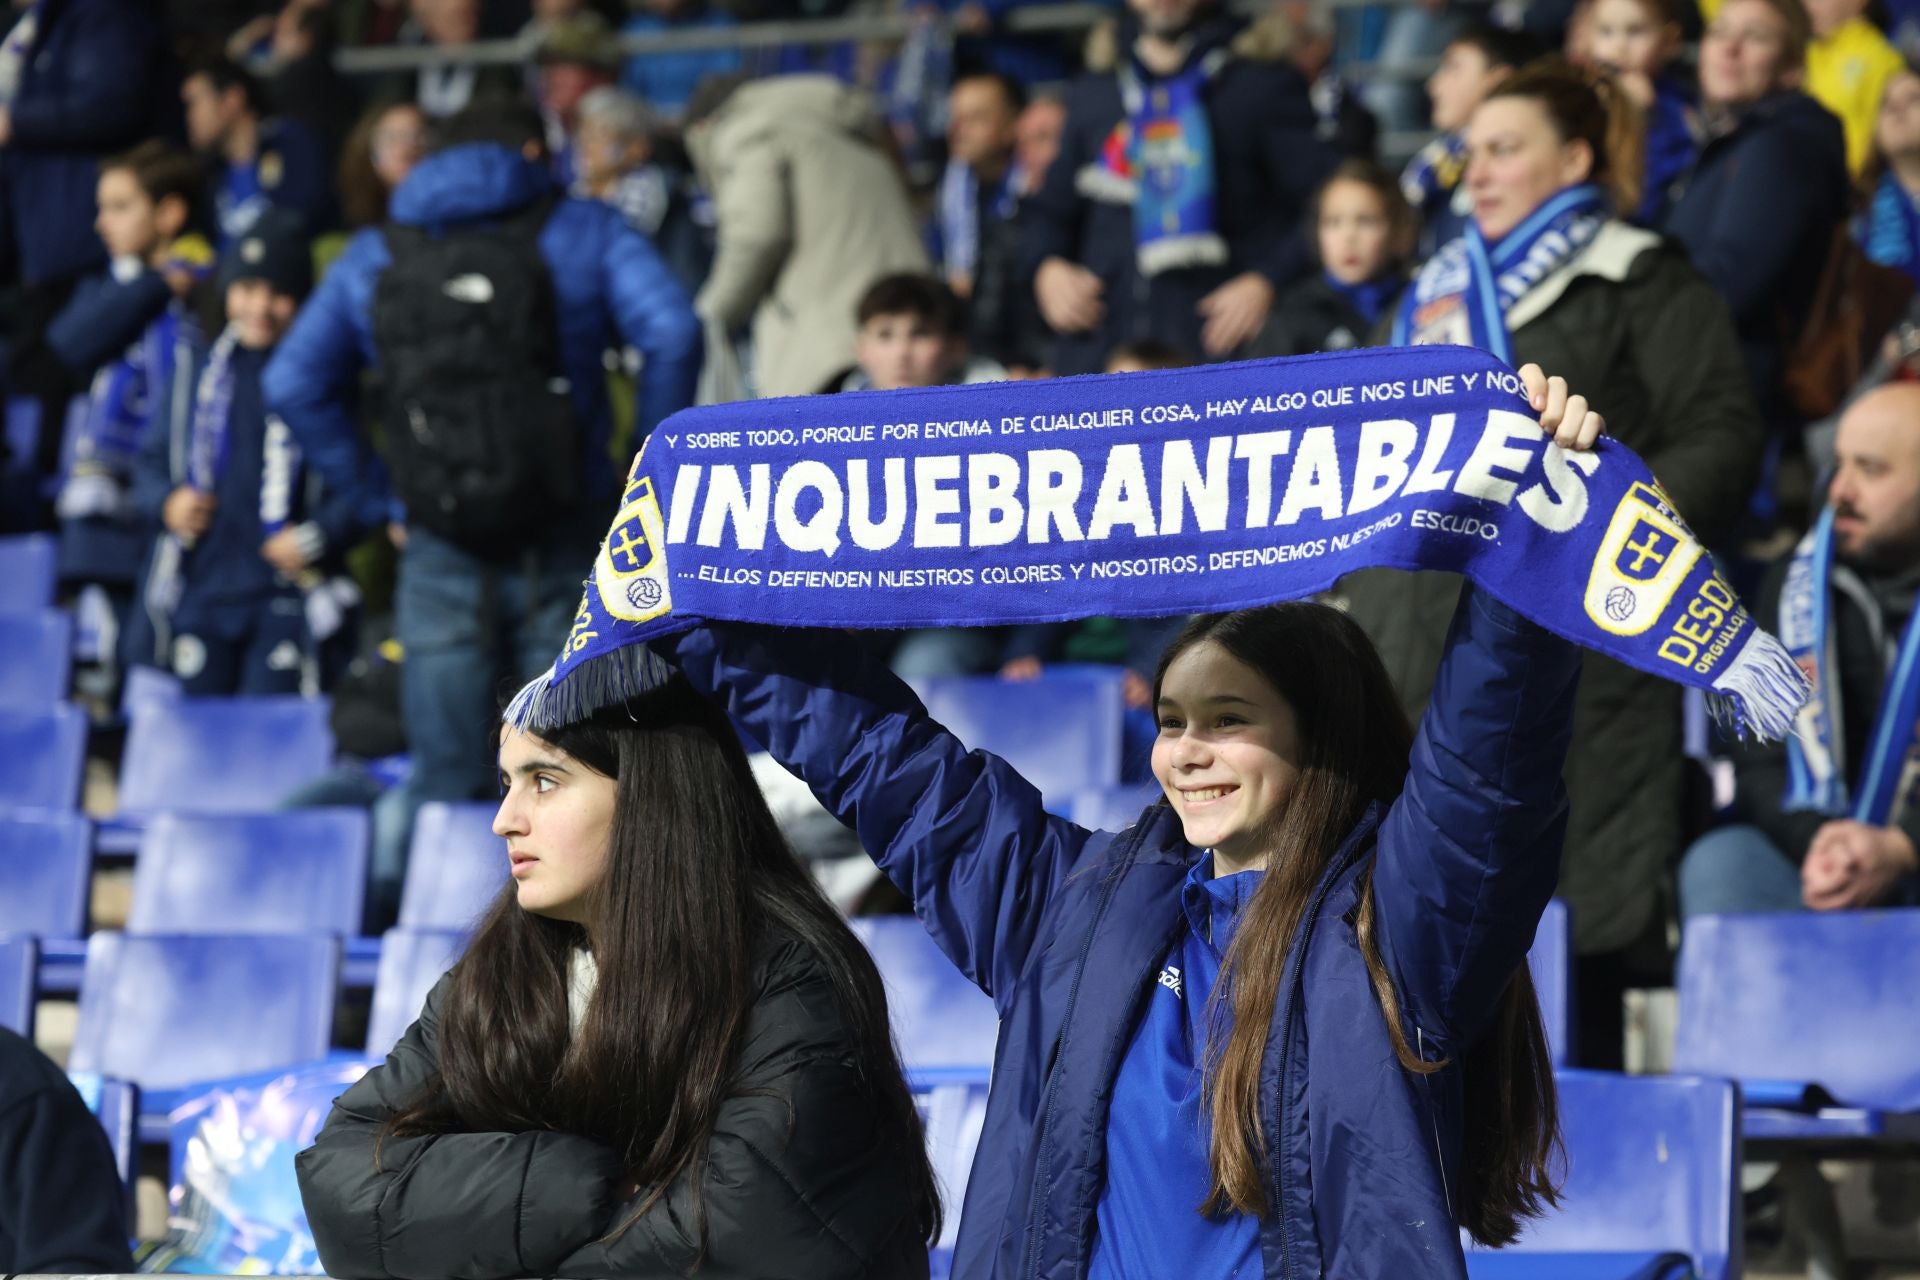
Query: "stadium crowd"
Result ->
[[5, 0, 1920, 1272]]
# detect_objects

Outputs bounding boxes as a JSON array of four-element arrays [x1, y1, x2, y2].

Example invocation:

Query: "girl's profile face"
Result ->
[[494, 727, 617, 925], [1317, 178, 1395, 286], [1151, 640, 1302, 871]]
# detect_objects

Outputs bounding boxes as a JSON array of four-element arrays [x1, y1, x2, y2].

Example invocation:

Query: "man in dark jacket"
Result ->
[[1661, 0, 1849, 420], [182, 56, 334, 244], [1022, 0, 1337, 375], [934, 72, 1049, 374], [0, 1026, 135, 1274], [1681, 383, 1920, 917], [264, 100, 700, 926]]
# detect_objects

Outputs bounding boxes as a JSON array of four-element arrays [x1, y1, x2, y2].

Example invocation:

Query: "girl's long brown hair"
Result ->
[[379, 679, 941, 1251], [1154, 603, 1561, 1246]]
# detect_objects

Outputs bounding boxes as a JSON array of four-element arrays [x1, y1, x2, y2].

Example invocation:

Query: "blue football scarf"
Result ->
[[1393, 184, 1608, 364], [1107, 53, 1229, 277], [1781, 507, 1920, 823], [1862, 172, 1920, 288], [1323, 271, 1400, 330], [1399, 131, 1467, 218], [505, 344, 1807, 740], [937, 159, 1020, 284], [145, 328, 239, 620]]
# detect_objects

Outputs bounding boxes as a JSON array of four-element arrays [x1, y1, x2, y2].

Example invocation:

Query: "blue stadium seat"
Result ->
[[1067, 782, 1163, 833], [69, 933, 340, 1125], [919, 1077, 990, 1278], [366, 927, 468, 1059], [119, 663, 182, 723], [0, 534, 55, 614], [1466, 1070, 1740, 1280], [914, 671, 1123, 806], [0, 610, 71, 707], [116, 696, 334, 822], [1676, 911, 1920, 1146], [398, 801, 508, 930], [67, 1071, 139, 1200], [0, 810, 91, 938], [1529, 898, 1574, 1068], [0, 703, 87, 811], [850, 917, 997, 1081], [129, 811, 369, 935], [0, 935, 36, 1037]]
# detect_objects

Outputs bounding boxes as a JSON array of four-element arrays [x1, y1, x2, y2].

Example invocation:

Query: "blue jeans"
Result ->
[[1677, 824, 1806, 919], [383, 526, 587, 923]]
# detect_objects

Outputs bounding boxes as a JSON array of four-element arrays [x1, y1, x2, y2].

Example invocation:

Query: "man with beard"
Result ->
[[1021, 0, 1336, 375], [1680, 382, 1920, 916]]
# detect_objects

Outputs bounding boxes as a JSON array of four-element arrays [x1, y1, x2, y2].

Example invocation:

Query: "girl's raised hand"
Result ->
[[1518, 363, 1606, 452]]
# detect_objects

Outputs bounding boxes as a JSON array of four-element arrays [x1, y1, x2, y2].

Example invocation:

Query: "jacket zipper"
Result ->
[[1417, 1026, 1454, 1218], [1021, 829, 1144, 1280], [1271, 849, 1366, 1280]]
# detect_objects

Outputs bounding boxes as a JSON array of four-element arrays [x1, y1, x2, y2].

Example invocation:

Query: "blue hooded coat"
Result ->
[[663, 583, 1578, 1279], [262, 143, 701, 542]]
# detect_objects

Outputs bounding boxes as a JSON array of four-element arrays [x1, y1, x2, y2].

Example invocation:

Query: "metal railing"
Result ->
[[332, 0, 1435, 79]]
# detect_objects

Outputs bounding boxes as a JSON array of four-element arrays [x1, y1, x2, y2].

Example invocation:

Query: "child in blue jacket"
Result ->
[[662, 369, 1602, 1279], [133, 210, 361, 695]]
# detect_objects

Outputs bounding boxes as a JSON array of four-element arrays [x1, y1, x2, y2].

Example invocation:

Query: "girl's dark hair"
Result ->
[[1486, 56, 1645, 219], [1152, 603, 1561, 1246], [337, 100, 423, 229], [380, 678, 941, 1250], [1309, 157, 1418, 265]]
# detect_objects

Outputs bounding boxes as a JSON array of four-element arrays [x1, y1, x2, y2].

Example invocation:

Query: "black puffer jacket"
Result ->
[[296, 931, 932, 1279]]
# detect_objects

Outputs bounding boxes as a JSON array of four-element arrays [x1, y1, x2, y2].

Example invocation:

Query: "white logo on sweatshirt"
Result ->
[[1157, 964, 1183, 999], [443, 273, 495, 304]]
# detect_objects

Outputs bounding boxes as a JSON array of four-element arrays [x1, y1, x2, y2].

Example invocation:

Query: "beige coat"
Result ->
[[691, 76, 930, 399]]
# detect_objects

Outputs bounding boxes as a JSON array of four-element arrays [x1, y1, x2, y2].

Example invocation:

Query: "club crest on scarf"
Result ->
[[595, 466, 673, 623]]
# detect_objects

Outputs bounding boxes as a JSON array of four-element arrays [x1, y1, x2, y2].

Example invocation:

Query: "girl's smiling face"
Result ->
[[493, 727, 618, 924], [1151, 640, 1303, 872]]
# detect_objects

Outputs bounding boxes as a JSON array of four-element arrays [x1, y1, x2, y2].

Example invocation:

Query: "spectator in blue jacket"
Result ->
[[661, 365, 1601, 1279], [264, 98, 701, 925], [619, 0, 743, 122], [183, 56, 335, 244], [1023, 0, 1339, 375], [0, 0, 174, 513], [132, 208, 355, 694], [0, 1027, 135, 1274]]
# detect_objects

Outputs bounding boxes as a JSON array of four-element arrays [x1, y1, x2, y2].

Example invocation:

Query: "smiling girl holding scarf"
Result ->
[[1342, 58, 1762, 1066]]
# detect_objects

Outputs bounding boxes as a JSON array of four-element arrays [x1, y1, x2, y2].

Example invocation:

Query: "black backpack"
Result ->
[[372, 199, 579, 555]]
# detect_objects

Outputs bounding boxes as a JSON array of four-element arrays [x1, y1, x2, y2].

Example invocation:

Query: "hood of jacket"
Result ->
[[388, 143, 556, 228]]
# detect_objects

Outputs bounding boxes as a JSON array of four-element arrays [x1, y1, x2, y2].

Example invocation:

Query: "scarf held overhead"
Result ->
[[510, 345, 1807, 739]]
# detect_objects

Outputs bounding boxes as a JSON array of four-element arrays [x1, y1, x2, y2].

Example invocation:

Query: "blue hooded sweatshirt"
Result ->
[[263, 142, 702, 542]]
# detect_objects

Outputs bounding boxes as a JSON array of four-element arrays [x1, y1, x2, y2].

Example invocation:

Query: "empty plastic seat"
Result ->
[[67, 1072, 139, 1195], [366, 927, 469, 1058], [914, 671, 1123, 806], [851, 917, 997, 1081], [129, 811, 370, 935], [117, 696, 334, 820], [69, 933, 340, 1103], [1677, 910, 1920, 1124], [0, 703, 87, 811], [0, 935, 35, 1037], [1466, 1070, 1739, 1280], [0, 534, 54, 614], [0, 610, 72, 707], [0, 810, 91, 938], [1528, 898, 1574, 1068], [398, 801, 509, 929]]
